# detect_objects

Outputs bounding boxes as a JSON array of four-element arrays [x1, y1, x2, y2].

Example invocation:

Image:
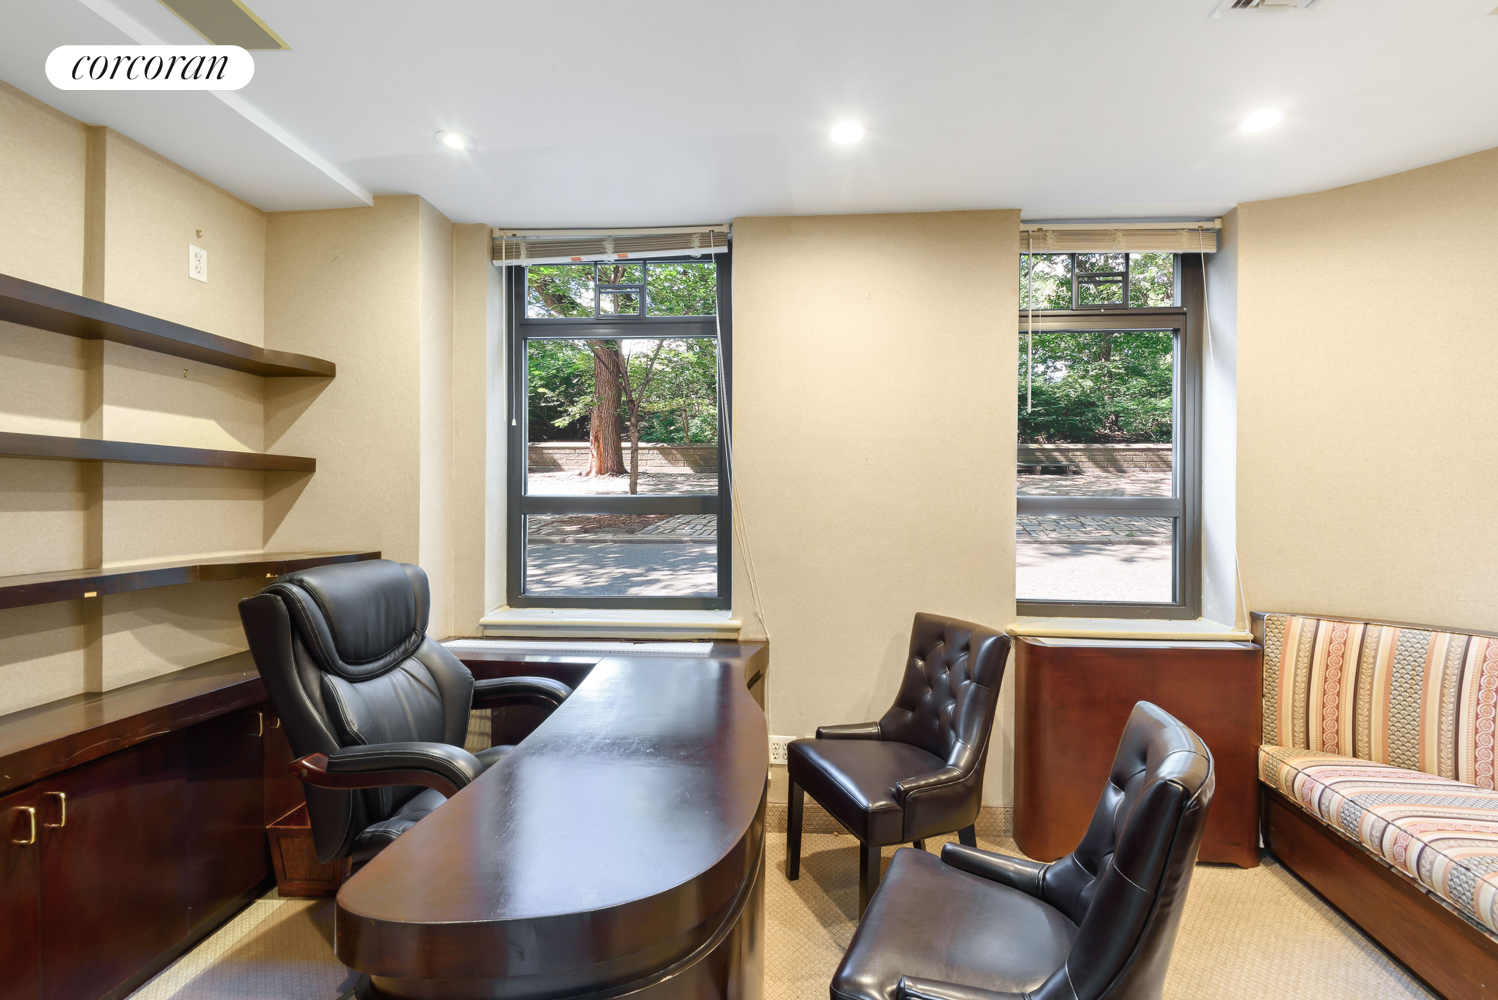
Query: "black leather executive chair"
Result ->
[[831, 701, 1215, 1000], [238, 559, 572, 866], [787, 613, 1011, 914]]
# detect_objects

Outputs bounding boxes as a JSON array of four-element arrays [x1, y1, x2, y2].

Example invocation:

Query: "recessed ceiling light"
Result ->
[[830, 121, 864, 145], [1240, 109, 1282, 133], [435, 129, 475, 151]]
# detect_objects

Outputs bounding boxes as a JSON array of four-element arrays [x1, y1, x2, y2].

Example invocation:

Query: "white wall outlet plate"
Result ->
[[768, 735, 793, 766], [189, 244, 208, 283]]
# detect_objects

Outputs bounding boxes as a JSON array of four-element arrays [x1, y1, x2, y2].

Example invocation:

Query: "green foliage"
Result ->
[[527, 337, 719, 444], [526, 339, 594, 439], [525, 259, 716, 319], [1018, 331, 1173, 443], [1019, 252, 1175, 309], [527, 264, 594, 318], [646, 261, 717, 316], [627, 337, 719, 442]]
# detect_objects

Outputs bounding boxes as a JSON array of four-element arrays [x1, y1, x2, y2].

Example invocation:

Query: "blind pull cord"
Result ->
[[1026, 233, 1034, 414]]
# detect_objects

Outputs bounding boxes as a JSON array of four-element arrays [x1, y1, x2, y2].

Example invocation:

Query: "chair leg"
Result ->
[[912, 839, 926, 851], [858, 840, 881, 917], [787, 780, 804, 881], [958, 824, 977, 847]]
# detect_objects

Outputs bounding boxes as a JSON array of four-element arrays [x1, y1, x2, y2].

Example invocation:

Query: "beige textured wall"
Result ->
[[1237, 146, 1498, 632], [97, 129, 266, 345], [0, 85, 278, 714], [418, 201, 455, 637], [264, 195, 463, 636], [451, 223, 497, 634], [0, 82, 86, 292], [730, 211, 1019, 805]]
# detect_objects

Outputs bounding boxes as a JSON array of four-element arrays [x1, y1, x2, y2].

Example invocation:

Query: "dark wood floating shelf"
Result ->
[[0, 652, 266, 795], [0, 551, 380, 610], [0, 431, 316, 472], [0, 272, 335, 378]]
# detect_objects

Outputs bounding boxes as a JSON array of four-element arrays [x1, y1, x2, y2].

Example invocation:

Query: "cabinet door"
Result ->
[[262, 706, 305, 826], [39, 734, 187, 1000], [0, 785, 40, 1000], [184, 707, 269, 931]]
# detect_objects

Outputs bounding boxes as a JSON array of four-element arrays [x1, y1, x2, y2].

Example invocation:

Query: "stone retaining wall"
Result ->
[[529, 441, 719, 473], [1017, 443, 1171, 472]]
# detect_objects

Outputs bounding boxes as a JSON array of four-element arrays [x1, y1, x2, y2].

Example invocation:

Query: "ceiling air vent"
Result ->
[[1212, 0, 1320, 15], [156, 0, 289, 49]]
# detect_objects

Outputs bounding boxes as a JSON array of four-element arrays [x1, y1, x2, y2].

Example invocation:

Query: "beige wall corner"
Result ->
[[263, 195, 423, 569], [1237, 145, 1498, 632], [483, 246, 507, 617], [450, 223, 496, 635], [730, 209, 1020, 805], [0, 82, 87, 293], [98, 128, 266, 344], [418, 199, 456, 637]]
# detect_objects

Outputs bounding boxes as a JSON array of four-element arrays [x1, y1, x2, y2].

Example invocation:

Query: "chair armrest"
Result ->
[[939, 842, 1047, 897], [289, 742, 485, 798], [894, 765, 965, 803], [897, 975, 1023, 1000], [471, 675, 572, 710], [814, 722, 882, 740]]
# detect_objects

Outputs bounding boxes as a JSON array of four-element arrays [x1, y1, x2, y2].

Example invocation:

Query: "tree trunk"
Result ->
[[682, 411, 691, 443], [629, 420, 641, 495], [587, 341, 625, 476]]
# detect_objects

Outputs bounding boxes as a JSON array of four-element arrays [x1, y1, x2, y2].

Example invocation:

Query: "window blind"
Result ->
[[492, 225, 730, 266], [1019, 221, 1220, 254]]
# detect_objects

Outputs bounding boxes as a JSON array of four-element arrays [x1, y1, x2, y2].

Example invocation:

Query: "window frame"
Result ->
[[1016, 252, 1204, 620], [504, 253, 732, 610]]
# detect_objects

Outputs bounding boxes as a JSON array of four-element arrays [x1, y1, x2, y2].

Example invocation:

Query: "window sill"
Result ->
[[480, 607, 740, 640], [1008, 616, 1251, 642]]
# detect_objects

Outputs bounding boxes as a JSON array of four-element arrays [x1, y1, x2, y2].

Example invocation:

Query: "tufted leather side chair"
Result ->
[[787, 612, 1011, 914], [238, 559, 572, 866], [831, 701, 1215, 1000]]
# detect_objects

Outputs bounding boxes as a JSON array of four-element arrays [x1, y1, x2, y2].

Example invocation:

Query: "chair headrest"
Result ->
[[1113, 701, 1213, 800], [266, 559, 429, 680]]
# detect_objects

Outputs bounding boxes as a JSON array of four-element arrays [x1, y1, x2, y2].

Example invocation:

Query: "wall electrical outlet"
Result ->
[[189, 244, 208, 283], [768, 735, 793, 766]]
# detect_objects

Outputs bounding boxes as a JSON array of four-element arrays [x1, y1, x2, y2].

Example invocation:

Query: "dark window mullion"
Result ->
[[508, 255, 732, 610]]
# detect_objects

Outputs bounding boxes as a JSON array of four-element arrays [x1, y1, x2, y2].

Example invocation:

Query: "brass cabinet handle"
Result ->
[[14, 806, 36, 845], [43, 791, 66, 828], [253, 711, 264, 737]]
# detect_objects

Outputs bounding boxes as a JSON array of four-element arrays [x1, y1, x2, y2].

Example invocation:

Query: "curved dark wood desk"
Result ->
[[335, 645, 769, 1000]]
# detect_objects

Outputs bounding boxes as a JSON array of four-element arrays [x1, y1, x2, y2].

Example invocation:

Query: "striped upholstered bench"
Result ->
[[1254, 612, 1498, 1000]]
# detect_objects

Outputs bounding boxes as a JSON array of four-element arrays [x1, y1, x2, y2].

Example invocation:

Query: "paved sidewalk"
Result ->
[[1019, 469, 1171, 498], [1017, 515, 1172, 544], [528, 471, 717, 496], [528, 513, 717, 544]]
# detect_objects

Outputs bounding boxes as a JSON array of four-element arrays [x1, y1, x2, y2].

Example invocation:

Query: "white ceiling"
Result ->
[[3, 0, 1497, 226]]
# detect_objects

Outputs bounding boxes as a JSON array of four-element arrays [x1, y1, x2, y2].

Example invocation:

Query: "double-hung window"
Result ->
[[1017, 251, 1203, 619], [506, 254, 731, 609]]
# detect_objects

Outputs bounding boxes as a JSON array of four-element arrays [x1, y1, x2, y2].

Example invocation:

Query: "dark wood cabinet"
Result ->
[[0, 663, 278, 1000], [185, 709, 269, 933], [1014, 635, 1262, 868], [39, 735, 190, 1000], [0, 786, 41, 1000], [261, 709, 304, 827]]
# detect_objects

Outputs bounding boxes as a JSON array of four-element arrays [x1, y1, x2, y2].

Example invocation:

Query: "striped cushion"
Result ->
[[1261, 746, 1498, 938], [1261, 613, 1498, 789]]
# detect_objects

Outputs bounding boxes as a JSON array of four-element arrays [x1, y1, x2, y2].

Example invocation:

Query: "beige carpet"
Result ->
[[767, 827, 1434, 1000], [131, 822, 1435, 1000], [129, 892, 357, 1000]]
